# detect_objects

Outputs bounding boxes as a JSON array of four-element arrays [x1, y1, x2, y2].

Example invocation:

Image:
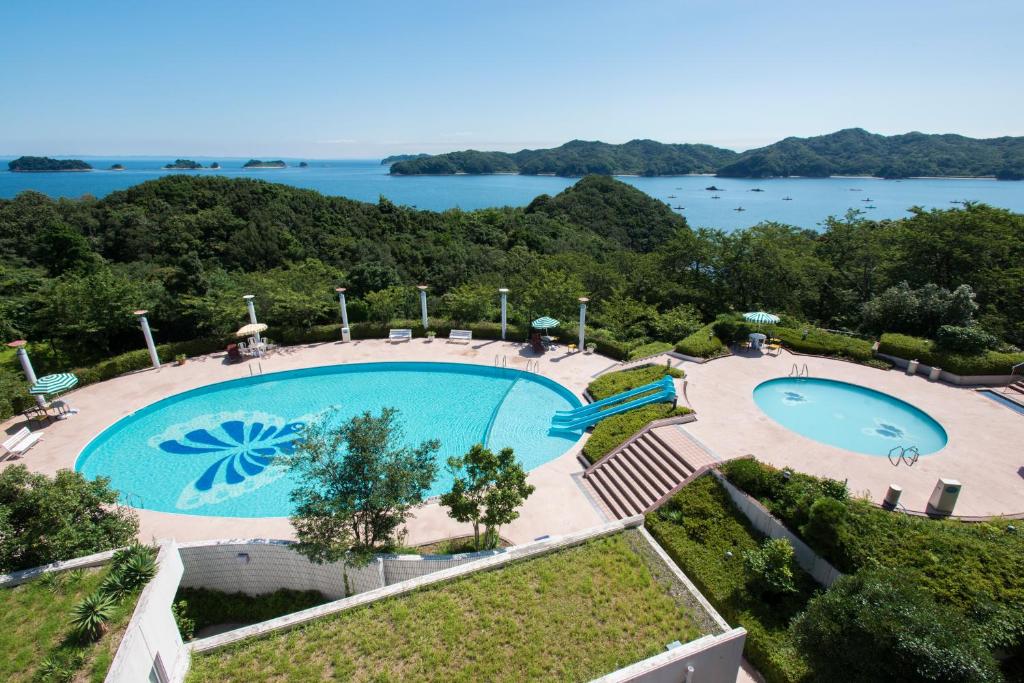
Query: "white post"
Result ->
[[8, 340, 45, 406], [578, 297, 588, 351], [335, 287, 350, 329], [242, 294, 261, 346], [134, 310, 161, 369], [499, 288, 509, 340], [417, 285, 428, 330]]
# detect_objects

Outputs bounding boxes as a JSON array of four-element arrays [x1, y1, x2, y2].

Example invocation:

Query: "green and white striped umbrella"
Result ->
[[532, 316, 560, 329], [743, 311, 780, 325], [29, 373, 79, 395]]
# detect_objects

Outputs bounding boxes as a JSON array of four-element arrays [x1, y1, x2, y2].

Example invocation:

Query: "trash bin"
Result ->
[[341, 326, 351, 343], [928, 366, 942, 381], [883, 484, 902, 510], [906, 359, 919, 376]]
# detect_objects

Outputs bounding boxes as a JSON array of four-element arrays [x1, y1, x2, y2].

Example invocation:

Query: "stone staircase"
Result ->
[[582, 422, 720, 520]]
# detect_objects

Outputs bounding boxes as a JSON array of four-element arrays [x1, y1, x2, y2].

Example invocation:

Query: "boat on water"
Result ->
[[667, 194, 677, 198], [750, 188, 764, 192], [782, 196, 793, 201], [711, 195, 721, 199], [865, 205, 877, 209], [673, 205, 685, 210], [705, 185, 724, 191], [862, 198, 873, 202], [734, 206, 746, 212]]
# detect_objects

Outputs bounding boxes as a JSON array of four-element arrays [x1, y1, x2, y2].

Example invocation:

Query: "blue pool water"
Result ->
[[752, 377, 947, 456], [979, 390, 1024, 416], [75, 362, 581, 517]]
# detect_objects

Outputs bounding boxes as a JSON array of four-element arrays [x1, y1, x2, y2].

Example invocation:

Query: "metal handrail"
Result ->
[[888, 445, 920, 467]]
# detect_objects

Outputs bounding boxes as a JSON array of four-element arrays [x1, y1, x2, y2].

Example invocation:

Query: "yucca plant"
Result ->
[[119, 553, 156, 590], [70, 591, 117, 641], [100, 570, 133, 602]]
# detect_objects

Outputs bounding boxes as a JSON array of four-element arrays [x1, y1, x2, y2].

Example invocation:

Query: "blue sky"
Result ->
[[1, 0, 1020, 158]]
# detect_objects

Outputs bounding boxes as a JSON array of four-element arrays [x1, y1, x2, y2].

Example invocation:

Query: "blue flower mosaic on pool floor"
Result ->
[[863, 419, 907, 440]]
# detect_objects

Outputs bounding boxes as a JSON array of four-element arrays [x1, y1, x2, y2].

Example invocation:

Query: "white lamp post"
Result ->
[[134, 310, 160, 369], [7, 340, 45, 406], [499, 288, 509, 340], [242, 294, 262, 346], [335, 287, 350, 342], [417, 285, 428, 329], [578, 297, 589, 351]]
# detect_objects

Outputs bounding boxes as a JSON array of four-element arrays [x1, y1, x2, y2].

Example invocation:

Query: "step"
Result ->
[[585, 470, 629, 519], [615, 449, 668, 500], [597, 462, 646, 515], [605, 459, 658, 509], [623, 445, 674, 491], [648, 431, 697, 478], [634, 436, 688, 482]]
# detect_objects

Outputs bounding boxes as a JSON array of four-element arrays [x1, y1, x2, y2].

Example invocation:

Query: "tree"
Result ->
[[792, 569, 1001, 683], [440, 444, 535, 550], [441, 283, 498, 323], [0, 465, 139, 572], [284, 408, 439, 563], [742, 537, 798, 599]]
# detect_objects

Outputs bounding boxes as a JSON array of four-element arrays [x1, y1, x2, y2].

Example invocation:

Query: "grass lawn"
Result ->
[[188, 533, 704, 682], [1, 566, 140, 683]]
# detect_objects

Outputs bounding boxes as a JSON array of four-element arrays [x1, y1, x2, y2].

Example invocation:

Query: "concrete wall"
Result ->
[[711, 470, 843, 587], [0, 547, 118, 588], [591, 628, 747, 683], [177, 538, 503, 600], [877, 353, 1016, 386], [105, 542, 187, 683]]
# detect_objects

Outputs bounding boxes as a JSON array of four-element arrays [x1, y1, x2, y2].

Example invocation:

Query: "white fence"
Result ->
[[711, 470, 843, 586], [877, 352, 1016, 386]]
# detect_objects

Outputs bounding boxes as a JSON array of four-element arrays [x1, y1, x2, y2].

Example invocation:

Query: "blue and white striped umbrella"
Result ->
[[29, 373, 79, 395], [743, 311, 780, 325], [532, 316, 560, 329]]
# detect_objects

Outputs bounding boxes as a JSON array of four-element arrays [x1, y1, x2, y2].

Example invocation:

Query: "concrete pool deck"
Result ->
[[681, 349, 1024, 518], [3, 339, 1022, 549], [0, 338, 613, 545]]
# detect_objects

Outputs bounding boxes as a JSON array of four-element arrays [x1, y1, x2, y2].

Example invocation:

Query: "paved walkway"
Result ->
[[680, 349, 1024, 517], [1, 338, 612, 545]]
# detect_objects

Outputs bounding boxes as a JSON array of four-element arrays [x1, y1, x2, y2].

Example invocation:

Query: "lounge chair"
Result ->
[[389, 329, 412, 343], [2, 427, 42, 459], [448, 329, 472, 344]]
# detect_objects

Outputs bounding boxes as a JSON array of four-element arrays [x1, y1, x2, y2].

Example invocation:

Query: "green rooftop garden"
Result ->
[[187, 532, 706, 682]]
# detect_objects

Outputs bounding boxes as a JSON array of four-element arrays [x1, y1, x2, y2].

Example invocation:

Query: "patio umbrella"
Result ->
[[531, 316, 560, 335], [235, 322, 268, 338], [743, 311, 780, 325], [29, 372, 78, 396]]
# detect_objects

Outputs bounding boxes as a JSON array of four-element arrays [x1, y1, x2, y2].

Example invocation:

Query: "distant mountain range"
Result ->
[[389, 129, 1024, 179]]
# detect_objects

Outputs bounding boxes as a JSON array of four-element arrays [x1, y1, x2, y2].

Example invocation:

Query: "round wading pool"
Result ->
[[752, 377, 947, 456], [75, 362, 582, 517]]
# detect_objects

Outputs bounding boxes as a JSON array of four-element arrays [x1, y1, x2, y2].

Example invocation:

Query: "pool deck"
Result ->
[[3, 340, 1023, 549], [0, 339, 612, 545], [681, 350, 1024, 518]]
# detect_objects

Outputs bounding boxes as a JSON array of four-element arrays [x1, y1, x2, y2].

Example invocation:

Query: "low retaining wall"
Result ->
[[710, 470, 843, 587], [106, 542, 187, 683], [0, 547, 119, 588], [177, 538, 502, 601], [592, 629, 746, 683], [877, 353, 1016, 386]]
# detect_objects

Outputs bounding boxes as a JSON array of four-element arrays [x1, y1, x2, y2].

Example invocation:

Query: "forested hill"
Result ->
[[381, 153, 429, 165], [389, 129, 1024, 179], [390, 140, 738, 176]]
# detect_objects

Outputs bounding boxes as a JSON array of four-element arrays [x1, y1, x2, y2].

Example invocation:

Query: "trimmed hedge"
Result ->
[[646, 476, 813, 683], [878, 333, 1024, 376], [582, 403, 690, 464], [675, 323, 727, 359], [588, 364, 683, 401], [774, 326, 873, 362], [626, 340, 674, 361]]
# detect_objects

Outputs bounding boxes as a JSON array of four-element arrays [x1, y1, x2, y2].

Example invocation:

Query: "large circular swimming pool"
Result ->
[[75, 362, 582, 517], [752, 377, 947, 456]]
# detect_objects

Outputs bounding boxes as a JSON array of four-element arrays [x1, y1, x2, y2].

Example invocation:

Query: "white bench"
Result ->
[[448, 329, 472, 344], [388, 329, 412, 343], [2, 427, 42, 459]]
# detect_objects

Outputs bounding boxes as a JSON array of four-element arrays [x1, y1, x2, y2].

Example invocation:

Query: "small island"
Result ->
[[110, 163, 125, 171], [210, 162, 221, 169], [8, 156, 92, 172], [298, 161, 308, 167], [381, 153, 429, 165], [243, 159, 286, 168], [164, 159, 203, 170]]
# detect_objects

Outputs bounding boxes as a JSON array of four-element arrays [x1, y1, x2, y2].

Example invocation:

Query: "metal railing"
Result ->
[[888, 445, 920, 467], [789, 363, 809, 377]]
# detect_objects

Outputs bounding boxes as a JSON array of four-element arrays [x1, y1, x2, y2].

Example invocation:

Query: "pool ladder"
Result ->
[[789, 363, 809, 377], [526, 359, 540, 374], [494, 355, 507, 368], [248, 362, 264, 376], [888, 445, 920, 467]]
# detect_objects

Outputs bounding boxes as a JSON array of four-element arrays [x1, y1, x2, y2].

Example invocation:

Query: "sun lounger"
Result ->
[[2, 427, 42, 458], [389, 329, 412, 343], [448, 329, 472, 344]]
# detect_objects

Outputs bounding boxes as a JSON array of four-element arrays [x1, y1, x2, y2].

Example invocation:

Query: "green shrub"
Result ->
[[173, 600, 196, 640], [799, 497, 849, 559], [646, 476, 813, 683], [675, 323, 727, 358], [70, 591, 118, 641], [773, 326, 874, 361], [712, 313, 754, 345], [174, 587, 329, 634], [879, 333, 1024, 376], [720, 457, 784, 500], [627, 340, 674, 360], [581, 403, 690, 464], [587, 365, 683, 401], [862, 357, 894, 370], [935, 325, 998, 354], [792, 569, 1001, 683], [743, 538, 799, 599]]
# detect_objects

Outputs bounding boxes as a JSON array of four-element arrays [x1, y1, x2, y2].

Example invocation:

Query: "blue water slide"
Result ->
[[553, 376, 677, 431], [553, 376, 674, 423]]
